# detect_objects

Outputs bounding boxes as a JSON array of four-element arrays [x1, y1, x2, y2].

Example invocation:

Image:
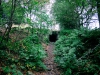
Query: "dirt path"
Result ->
[[33, 43, 61, 75]]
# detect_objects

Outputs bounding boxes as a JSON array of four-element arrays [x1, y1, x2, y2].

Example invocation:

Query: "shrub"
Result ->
[[0, 34, 47, 74], [55, 28, 100, 75]]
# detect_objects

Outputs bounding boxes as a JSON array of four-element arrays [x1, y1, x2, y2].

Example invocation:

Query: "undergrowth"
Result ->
[[0, 34, 47, 75], [55, 28, 100, 75]]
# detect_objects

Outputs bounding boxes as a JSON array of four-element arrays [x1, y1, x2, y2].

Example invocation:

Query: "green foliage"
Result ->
[[0, 34, 47, 74], [0, 0, 51, 74], [0, 0, 49, 25], [33, 28, 50, 43], [53, 0, 96, 29], [55, 28, 100, 75], [2, 65, 23, 75]]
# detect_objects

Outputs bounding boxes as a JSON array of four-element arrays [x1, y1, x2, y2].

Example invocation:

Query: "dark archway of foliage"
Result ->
[[54, 28, 100, 75]]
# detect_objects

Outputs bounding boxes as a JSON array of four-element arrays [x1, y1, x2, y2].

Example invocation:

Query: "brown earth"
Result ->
[[33, 43, 61, 75]]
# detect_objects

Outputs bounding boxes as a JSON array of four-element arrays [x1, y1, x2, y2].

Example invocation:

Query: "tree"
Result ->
[[1, 0, 49, 39], [96, 0, 100, 27], [0, 0, 3, 18], [3, 0, 17, 39], [53, 0, 96, 29]]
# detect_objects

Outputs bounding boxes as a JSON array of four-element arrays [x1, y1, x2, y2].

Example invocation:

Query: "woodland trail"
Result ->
[[33, 43, 61, 75]]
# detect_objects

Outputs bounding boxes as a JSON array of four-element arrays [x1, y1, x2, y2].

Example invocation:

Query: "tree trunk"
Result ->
[[0, 0, 3, 18], [4, 0, 17, 39], [96, 0, 100, 28]]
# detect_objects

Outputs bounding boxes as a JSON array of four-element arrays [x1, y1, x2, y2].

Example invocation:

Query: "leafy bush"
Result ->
[[0, 34, 47, 74], [55, 28, 100, 75]]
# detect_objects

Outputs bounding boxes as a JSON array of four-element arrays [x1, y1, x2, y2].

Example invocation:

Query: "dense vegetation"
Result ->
[[0, 0, 50, 74], [53, 0, 100, 75], [55, 28, 100, 75], [53, 0, 99, 29], [0, 0, 100, 75], [0, 28, 50, 74], [0, 34, 46, 74]]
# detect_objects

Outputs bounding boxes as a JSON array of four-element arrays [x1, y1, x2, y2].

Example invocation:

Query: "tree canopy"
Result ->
[[53, 0, 98, 29]]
